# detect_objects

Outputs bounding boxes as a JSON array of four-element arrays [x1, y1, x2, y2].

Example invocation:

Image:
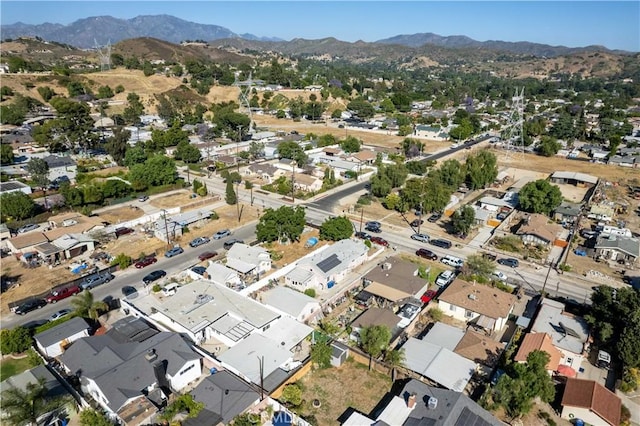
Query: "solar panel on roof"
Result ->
[[316, 253, 341, 273], [454, 407, 493, 426]]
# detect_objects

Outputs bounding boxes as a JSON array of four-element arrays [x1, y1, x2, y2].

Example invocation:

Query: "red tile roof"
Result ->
[[514, 333, 562, 371], [562, 378, 621, 426]]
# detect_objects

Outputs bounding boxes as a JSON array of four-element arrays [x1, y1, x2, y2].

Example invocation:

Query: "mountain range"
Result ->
[[0, 14, 628, 57]]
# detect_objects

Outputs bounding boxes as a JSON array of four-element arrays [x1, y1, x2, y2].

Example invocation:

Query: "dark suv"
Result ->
[[498, 257, 519, 268], [14, 299, 47, 315], [223, 239, 244, 250], [143, 270, 166, 284], [430, 239, 453, 249]]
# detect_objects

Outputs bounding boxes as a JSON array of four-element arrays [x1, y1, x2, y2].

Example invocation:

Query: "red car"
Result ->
[[135, 256, 157, 268], [370, 236, 389, 247], [421, 290, 437, 304], [416, 248, 438, 261], [45, 285, 81, 303], [198, 251, 218, 261]]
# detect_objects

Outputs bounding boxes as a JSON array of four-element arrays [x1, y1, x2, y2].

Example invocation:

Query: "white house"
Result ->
[[205, 262, 243, 289], [260, 286, 322, 323], [226, 243, 271, 276], [437, 279, 517, 333], [34, 317, 91, 358], [42, 155, 77, 181]]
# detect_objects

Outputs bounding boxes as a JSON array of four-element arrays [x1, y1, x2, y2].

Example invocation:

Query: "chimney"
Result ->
[[407, 393, 417, 409], [145, 349, 158, 362]]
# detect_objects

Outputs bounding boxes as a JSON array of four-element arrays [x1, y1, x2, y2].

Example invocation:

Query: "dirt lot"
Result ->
[[96, 205, 145, 225], [262, 228, 329, 270], [297, 359, 391, 425], [149, 192, 200, 209]]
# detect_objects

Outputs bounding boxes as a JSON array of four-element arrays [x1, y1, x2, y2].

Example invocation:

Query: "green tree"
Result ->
[[384, 349, 405, 382], [617, 313, 640, 369], [225, 179, 237, 205], [346, 98, 375, 119], [128, 155, 177, 189], [174, 140, 202, 163], [464, 150, 498, 190], [232, 413, 259, 426], [319, 216, 353, 241], [59, 183, 83, 207], [464, 254, 495, 278], [159, 394, 204, 422], [97, 85, 114, 99], [0, 327, 32, 354], [105, 127, 131, 166], [123, 144, 147, 167], [538, 136, 561, 157], [26, 157, 49, 190], [49, 97, 96, 151], [400, 138, 424, 158], [0, 104, 27, 125], [359, 325, 391, 369], [36, 86, 55, 102], [276, 141, 308, 167], [435, 159, 464, 189], [1, 376, 72, 426], [450, 205, 475, 236], [256, 206, 306, 243], [79, 409, 115, 426], [310, 341, 332, 369], [71, 290, 108, 320], [518, 179, 563, 215], [123, 92, 144, 124], [0, 192, 35, 221], [281, 383, 303, 406], [340, 136, 361, 153]]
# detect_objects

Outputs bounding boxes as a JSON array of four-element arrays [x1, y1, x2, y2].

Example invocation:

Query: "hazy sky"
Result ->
[[1, 1, 638, 51]]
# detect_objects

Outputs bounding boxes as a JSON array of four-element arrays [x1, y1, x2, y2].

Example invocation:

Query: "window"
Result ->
[[180, 364, 195, 376], [465, 310, 474, 319], [565, 357, 573, 366], [449, 304, 456, 312], [263, 324, 270, 332]]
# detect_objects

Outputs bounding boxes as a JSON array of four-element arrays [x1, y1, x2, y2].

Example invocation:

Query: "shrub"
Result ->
[[110, 253, 133, 269], [0, 327, 32, 354], [304, 288, 316, 298], [152, 284, 162, 293], [428, 307, 443, 321], [281, 383, 303, 406]]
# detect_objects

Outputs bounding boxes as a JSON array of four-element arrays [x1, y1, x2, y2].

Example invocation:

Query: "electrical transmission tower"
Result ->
[[234, 71, 257, 125], [502, 87, 525, 162], [94, 39, 111, 71]]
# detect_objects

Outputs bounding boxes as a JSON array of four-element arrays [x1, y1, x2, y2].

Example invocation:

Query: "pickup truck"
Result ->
[[45, 285, 81, 303]]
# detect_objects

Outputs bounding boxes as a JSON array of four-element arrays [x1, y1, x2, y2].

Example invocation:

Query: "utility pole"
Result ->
[[162, 209, 171, 247], [291, 160, 296, 204], [360, 207, 364, 233], [258, 356, 265, 401]]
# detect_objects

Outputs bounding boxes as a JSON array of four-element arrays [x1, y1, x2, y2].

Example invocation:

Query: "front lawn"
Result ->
[[0, 356, 33, 381], [294, 358, 391, 425]]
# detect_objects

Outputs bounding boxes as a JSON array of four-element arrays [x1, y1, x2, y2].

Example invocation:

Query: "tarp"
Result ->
[[557, 364, 577, 378]]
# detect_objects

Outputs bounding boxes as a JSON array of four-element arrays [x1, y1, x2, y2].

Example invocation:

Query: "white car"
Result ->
[[492, 271, 508, 282], [49, 309, 72, 321], [441, 255, 464, 268], [436, 270, 456, 287]]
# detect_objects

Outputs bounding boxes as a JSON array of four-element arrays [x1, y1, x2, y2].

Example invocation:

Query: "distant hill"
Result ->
[[0, 14, 254, 48], [375, 32, 626, 57]]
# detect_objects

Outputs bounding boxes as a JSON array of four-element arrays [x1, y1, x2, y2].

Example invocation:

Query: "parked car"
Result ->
[[134, 256, 157, 268], [411, 233, 430, 243], [62, 219, 78, 227], [430, 239, 453, 249], [416, 248, 437, 260], [370, 236, 389, 247], [492, 271, 508, 282], [17, 223, 39, 234], [410, 219, 424, 227], [482, 252, 497, 261], [435, 270, 456, 287], [138, 195, 149, 202], [420, 290, 437, 304], [14, 299, 47, 315], [213, 229, 231, 240], [121, 286, 138, 299], [80, 273, 114, 290], [441, 255, 464, 268], [115, 227, 134, 237], [191, 266, 207, 276], [427, 213, 442, 223], [189, 236, 210, 248], [143, 270, 166, 284], [355, 231, 371, 240], [164, 246, 184, 258], [49, 308, 72, 321], [45, 285, 81, 303], [198, 251, 218, 261], [223, 239, 243, 250], [497, 258, 519, 268], [364, 221, 382, 233]]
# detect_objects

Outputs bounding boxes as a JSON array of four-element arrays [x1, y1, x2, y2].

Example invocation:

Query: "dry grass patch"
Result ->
[[262, 229, 329, 269], [149, 191, 197, 209], [296, 359, 391, 425], [96, 205, 145, 225]]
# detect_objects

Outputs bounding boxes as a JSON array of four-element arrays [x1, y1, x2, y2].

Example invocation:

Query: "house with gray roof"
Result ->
[[260, 286, 322, 322], [594, 235, 639, 264], [42, 154, 77, 181], [226, 243, 271, 276], [284, 239, 368, 291], [205, 262, 243, 290], [246, 163, 282, 183], [59, 317, 201, 422], [0, 180, 32, 195], [35, 316, 90, 358], [550, 171, 598, 187], [187, 370, 260, 425], [343, 379, 501, 426], [123, 280, 281, 346], [608, 155, 636, 167], [554, 202, 582, 224]]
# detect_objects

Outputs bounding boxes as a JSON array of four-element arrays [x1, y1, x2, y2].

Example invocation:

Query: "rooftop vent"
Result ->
[[428, 397, 438, 409], [381, 262, 392, 270], [468, 294, 478, 301], [145, 349, 158, 362], [194, 294, 214, 305]]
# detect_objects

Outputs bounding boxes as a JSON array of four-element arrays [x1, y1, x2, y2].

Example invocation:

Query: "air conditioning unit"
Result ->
[[381, 262, 392, 270], [428, 397, 438, 409], [468, 294, 477, 300]]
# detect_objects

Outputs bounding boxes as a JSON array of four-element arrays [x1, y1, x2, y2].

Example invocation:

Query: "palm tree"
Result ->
[[1, 377, 72, 426], [71, 290, 108, 320], [384, 348, 406, 383]]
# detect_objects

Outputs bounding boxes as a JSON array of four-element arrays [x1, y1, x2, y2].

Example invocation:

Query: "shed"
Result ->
[[34, 316, 90, 358], [330, 341, 349, 367]]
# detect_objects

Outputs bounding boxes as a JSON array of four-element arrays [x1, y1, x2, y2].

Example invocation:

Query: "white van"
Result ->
[[436, 270, 456, 287], [441, 255, 464, 268], [162, 283, 179, 297]]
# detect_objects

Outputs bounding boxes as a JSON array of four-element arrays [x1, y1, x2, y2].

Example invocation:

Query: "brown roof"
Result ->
[[352, 307, 401, 331], [439, 279, 517, 319], [352, 151, 377, 161], [516, 213, 562, 243], [514, 332, 562, 371], [562, 378, 621, 426], [454, 330, 505, 367], [9, 232, 49, 249], [323, 147, 341, 155], [363, 257, 428, 302], [294, 174, 320, 186]]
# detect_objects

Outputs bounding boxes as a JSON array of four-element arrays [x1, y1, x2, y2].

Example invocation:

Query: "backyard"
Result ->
[[294, 358, 392, 425], [0, 355, 33, 381]]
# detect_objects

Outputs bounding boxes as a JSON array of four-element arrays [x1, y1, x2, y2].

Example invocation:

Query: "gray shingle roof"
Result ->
[[190, 371, 259, 424], [43, 155, 76, 168], [34, 316, 90, 347], [595, 235, 640, 258]]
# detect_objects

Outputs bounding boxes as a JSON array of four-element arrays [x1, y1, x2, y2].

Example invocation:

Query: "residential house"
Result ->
[[204, 262, 243, 290], [284, 239, 368, 291], [6, 232, 49, 255], [514, 332, 562, 374], [608, 155, 637, 167], [59, 317, 202, 423], [437, 279, 517, 333], [414, 124, 449, 141], [530, 299, 590, 372], [594, 235, 639, 264], [347, 150, 377, 166], [123, 280, 281, 346], [35, 317, 91, 358], [554, 202, 582, 224], [0, 180, 32, 195], [42, 155, 77, 181], [549, 171, 598, 187], [343, 379, 501, 426], [246, 163, 281, 184], [516, 213, 563, 247], [478, 196, 515, 212], [260, 286, 322, 323], [349, 307, 402, 344], [0, 365, 74, 426], [362, 256, 429, 306], [294, 173, 323, 192], [226, 243, 271, 276], [187, 370, 260, 425], [401, 337, 476, 392], [561, 378, 621, 426], [49, 233, 97, 259]]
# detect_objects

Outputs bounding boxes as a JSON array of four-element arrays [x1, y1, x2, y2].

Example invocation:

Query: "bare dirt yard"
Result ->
[[296, 359, 392, 425], [262, 228, 329, 271], [96, 205, 145, 226]]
